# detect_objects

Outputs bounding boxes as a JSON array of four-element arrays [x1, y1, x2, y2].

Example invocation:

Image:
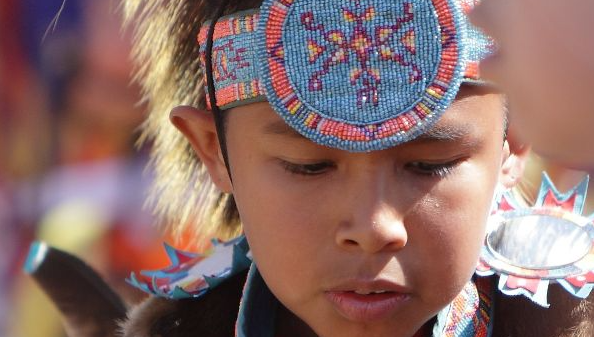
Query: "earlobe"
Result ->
[[500, 124, 531, 189], [169, 106, 233, 193]]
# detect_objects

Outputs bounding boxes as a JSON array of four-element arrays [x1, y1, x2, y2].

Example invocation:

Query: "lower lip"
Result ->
[[324, 291, 410, 322]]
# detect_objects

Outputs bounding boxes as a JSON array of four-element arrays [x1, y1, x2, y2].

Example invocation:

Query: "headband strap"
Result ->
[[205, 0, 234, 182]]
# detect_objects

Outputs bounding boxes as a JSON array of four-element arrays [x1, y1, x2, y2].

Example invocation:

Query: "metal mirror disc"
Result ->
[[487, 214, 592, 270]]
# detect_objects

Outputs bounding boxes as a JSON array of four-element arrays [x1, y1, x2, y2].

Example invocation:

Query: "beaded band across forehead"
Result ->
[[198, 0, 493, 152]]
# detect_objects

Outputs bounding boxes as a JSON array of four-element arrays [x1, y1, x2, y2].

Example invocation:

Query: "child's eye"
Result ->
[[405, 159, 462, 178], [280, 160, 335, 176]]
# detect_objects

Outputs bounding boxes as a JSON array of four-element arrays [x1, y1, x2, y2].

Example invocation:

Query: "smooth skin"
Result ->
[[471, 0, 594, 169], [171, 85, 527, 337]]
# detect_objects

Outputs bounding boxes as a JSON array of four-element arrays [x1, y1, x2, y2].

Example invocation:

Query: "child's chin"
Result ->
[[310, 309, 430, 337], [318, 322, 423, 337]]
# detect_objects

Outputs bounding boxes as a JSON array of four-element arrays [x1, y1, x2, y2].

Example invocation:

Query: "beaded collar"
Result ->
[[198, 0, 493, 152]]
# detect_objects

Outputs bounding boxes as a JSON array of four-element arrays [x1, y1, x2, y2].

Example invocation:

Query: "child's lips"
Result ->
[[324, 280, 411, 322]]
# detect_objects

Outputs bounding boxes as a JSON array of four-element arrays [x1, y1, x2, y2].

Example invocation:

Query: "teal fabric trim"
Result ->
[[236, 264, 278, 337], [126, 236, 252, 299], [23, 241, 49, 274]]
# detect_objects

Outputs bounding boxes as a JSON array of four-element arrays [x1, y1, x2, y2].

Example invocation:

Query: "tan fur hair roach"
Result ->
[[121, 0, 262, 247]]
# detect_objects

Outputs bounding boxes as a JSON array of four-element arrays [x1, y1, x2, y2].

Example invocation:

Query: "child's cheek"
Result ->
[[233, 166, 331, 296], [408, 179, 492, 301]]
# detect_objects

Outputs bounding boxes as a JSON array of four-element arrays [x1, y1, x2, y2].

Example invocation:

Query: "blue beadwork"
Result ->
[[284, 0, 441, 124], [198, 0, 494, 152], [257, 0, 469, 152]]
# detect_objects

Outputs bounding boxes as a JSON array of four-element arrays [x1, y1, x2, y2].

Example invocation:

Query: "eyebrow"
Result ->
[[262, 120, 308, 139], [262, 119, 477, 146], [413, 123, 474, 143]]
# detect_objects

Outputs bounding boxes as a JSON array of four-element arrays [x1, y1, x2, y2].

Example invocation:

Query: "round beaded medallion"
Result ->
[[257, 0, 469, 151]]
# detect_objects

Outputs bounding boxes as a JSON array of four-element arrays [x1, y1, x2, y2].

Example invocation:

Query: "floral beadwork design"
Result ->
[[301, 1, 422, 107], [258, 0, 468, 151], [198, 0, 494, 151]]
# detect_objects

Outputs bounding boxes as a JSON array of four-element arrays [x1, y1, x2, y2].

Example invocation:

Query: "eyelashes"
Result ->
[[280, 158, 463, 178], [280, 160, 335, 176], [404, 159, 462, 178]]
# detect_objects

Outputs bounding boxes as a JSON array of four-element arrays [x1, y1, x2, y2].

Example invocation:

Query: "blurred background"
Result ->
[[0, 1, 593, 337], [0, 1, 198, 336]]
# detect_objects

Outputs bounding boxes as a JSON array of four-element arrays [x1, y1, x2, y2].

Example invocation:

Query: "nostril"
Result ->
[[344, 239, 358, 247]]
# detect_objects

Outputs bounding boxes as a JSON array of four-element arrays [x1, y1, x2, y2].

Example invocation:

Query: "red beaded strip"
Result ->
[[198, 12, 263, 110]]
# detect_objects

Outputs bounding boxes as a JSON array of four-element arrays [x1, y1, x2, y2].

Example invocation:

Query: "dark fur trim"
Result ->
[[120, 270, 248, 337], [493, 284, 594, 337]]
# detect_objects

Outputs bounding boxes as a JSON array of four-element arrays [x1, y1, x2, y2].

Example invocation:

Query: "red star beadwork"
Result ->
[[301, 1, 422, 107]]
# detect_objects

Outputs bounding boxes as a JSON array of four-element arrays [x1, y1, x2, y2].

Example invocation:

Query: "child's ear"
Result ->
[[500, 123, 531, 189], [170, 106, 232, 193]]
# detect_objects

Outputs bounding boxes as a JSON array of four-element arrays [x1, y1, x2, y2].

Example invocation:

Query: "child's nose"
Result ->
[[335, 200, 408, 254]]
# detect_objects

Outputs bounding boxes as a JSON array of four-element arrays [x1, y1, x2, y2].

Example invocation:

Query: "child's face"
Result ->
[[471, 0, 594, 168], [176, 85, 520, 336]]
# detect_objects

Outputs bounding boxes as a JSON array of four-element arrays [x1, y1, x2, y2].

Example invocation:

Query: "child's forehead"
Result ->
[[200, 0, 494, 153]]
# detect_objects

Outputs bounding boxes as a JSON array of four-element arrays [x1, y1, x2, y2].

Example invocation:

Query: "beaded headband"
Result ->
[[198, 0, 493, 152]]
